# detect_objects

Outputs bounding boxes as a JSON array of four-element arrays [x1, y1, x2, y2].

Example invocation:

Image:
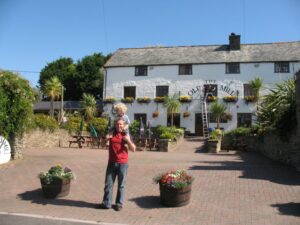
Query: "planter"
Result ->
[[207, 139, 221, 153], [40, 178, 71, 198], [159, 183, 192, 207]]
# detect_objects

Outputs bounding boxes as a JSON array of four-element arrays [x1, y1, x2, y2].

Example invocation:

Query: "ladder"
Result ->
[[201, 98, 209, 138]]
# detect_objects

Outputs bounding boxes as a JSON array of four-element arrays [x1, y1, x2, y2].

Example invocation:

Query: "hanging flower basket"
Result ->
[[137, 96, 151, 103], [153, 170, 194, 207], [183, 111, 190, 118], [152, 111, 160, 118], [222, 96, 238, 103], [103, 97, 116, 104], [121, 97, 135, 103], [244, 95, 256, 103], [206, 96, 218, 103], [179, 96, 192, 103], [154, 96, 165, 103]]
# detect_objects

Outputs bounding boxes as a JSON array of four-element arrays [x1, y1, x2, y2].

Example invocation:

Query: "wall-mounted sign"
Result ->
[[0, 136, 11, 164]]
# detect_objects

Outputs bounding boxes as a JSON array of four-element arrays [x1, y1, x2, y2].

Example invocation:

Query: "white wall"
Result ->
[[104, 62, 299, 133]]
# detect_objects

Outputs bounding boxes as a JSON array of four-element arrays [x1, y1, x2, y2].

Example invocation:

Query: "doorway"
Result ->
[[195, 113, 203, 136]]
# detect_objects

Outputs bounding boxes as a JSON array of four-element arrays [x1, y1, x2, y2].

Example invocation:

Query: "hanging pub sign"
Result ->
[[0, 136, 11, 164]]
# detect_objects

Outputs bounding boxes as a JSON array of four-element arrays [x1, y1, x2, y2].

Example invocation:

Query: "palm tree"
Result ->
[[164, 95, 181, 126], [210, 102, 227, 129], [81, 93, 97, 122], [44, 76, 62, 118], [249, 76, 263, 110]]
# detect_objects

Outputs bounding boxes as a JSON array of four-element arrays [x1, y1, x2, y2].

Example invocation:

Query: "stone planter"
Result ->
[[40, 178, 71, 198], [159, 183, 192, 207], [208, 139, 221, 153]]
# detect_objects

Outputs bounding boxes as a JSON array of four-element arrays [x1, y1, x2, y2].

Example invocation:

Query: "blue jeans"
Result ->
[[102, 162, 128, 207]]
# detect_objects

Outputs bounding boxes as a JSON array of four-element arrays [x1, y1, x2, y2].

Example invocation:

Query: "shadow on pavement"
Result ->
[[17, 189, 98, 209], [189, 152, 300, 185], [129, 195, 164, 209], [271, 202, 300, 217]]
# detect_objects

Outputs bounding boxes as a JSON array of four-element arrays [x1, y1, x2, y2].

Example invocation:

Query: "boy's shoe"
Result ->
[[96, 203, 110, 209], [114, 204, 123, 211]]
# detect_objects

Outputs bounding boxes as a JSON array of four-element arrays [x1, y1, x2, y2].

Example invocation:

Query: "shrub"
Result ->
[[34, 114, 59, 132], [129, 120, 140, 137], [39, 164, 75, 185], [62, 116, 86, 134], [160, 131, 175, 140], [89, 117, 109, 136], [0, 70, 35, 139], [209, 129, 223, 141]]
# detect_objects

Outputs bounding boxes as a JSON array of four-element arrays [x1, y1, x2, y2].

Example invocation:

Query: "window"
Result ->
[[124, 86, 136, 98], [179, 64, 192, 75], [204, 84, 218, 97], [274, 62, 289, 73], [167, 113, 180, 127], [243, 84, 255, 96], [156, 86, 169, 97], [226, 63, 240, 74], [237, 113, 252, 127], [208, 113, 227, 123], [135, 66, 148, 76], [134, 113, 147, 124]]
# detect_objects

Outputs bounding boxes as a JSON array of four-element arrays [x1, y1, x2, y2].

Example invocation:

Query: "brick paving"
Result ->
[[0, 137, 300, 225]]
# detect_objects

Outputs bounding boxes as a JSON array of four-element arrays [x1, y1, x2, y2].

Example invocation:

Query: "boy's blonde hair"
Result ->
[[114, 103, 127, 114]]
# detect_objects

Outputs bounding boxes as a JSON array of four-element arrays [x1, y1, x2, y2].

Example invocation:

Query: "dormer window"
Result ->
[[135, 66, 148, 76], [179, 64, 192, 75]]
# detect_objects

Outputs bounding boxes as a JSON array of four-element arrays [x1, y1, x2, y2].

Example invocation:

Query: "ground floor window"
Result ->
[[167, 113, 180, 127], [134, 113, 147, 124], [237, 113, 252, 127]]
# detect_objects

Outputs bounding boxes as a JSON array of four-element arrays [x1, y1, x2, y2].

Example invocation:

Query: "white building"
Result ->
[[103, 34, 300, 135]]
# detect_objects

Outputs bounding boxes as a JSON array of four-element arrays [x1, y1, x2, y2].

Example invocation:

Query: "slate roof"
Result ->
[[33, 101, 103, 111], [105, 41, 300, 67]]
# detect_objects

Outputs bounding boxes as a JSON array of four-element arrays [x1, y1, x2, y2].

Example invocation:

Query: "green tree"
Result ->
[[39, 57, 76, 100], [81, 93, 97, 122], [45, 76, 62, 118], [257, 78, 296, 138], [164, 95, 181, 126], [249, 76, 263, 110], [0, 70, 35, 158], [210, 102, 227, 129]]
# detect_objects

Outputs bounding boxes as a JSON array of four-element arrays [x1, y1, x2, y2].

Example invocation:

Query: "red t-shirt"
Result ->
[[109, 132, 128, 163]]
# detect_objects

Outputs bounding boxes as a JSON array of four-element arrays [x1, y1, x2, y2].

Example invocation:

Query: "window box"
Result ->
[[179, 96, 192, 103], [206, 96, 218, 103], [152, 111, 160, 118], [183, 111, 190, 118], [121, 97, 134, 103], [137, 96, 151, 103], [244, 95, 255, 103], [103, 97, 116, 104], [223, 96, 238, 103], [154, 96, 166, 103]]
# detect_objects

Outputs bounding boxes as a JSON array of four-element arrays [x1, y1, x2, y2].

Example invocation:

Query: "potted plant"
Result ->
[[152, 111, 160, 118], [183, 111, 190, 118], [137, 96, 151, 103], [207, 129, 223, 153], [206, 96, 217, 103], [121, 97, 134, 103], [153, 170, 194, 207], [38, 164, 76, 198], [154, 96, 165, 103], [103, 96, 116, 104], [222, 96, 238, 103], [244, 95, 255, 103], [179, 96, 192, 103]]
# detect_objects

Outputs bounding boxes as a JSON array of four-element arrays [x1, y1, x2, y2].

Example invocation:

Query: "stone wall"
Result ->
[[23, 129, 72, 148]]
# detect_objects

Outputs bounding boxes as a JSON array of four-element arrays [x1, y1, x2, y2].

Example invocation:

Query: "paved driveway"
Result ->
[[0, 137, 299, 225]]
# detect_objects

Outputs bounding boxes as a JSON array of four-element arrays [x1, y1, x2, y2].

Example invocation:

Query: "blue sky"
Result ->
[[0, 0, 299, 87]]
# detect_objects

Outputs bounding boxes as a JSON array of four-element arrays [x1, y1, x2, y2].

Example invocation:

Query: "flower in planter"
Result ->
[[152, 111, 160, 118], [206, 96, 218, 102], [183, 111, 190, 118], [223, 96, 238, 103], [154, 96, 165, 103], [103, 96, 116, 104], [179, 96, 192, 103], [137, 96, 151, 103], [153, 170, 194, 189], [121, 97, 134, 103], [39, 164, 76, 185], [244, 95, 255, 103]]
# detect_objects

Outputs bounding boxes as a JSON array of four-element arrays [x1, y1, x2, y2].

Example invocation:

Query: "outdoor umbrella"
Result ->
[[139, 117, 144, 138]]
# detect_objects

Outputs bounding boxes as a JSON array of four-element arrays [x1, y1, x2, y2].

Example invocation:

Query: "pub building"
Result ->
[[103, 34, 300, 136]]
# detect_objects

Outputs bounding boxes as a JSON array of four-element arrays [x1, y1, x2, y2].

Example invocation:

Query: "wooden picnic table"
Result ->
[[69, 135, 90, 148]]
